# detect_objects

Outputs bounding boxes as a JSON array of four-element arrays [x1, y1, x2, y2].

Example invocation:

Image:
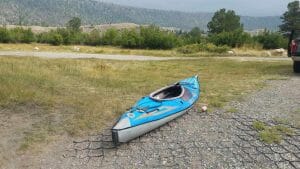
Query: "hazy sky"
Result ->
[[100, 0, 296, 16]]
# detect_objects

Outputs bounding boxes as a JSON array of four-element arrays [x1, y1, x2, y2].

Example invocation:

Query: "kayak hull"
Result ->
[[112, 76, 200, 144], [112, 107, 191, 144]]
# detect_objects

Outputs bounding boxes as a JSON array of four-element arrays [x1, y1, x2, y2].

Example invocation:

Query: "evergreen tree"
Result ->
[[207, 8, 243, 34], [67, 17, 81, 32], [280, 1, 300, 32]]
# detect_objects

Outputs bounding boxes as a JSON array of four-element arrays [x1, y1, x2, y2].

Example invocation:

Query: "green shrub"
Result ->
[[209, 29, 251, 48], [56, 28, 72, 45], [69, 32, 87, 45], [254, 31, 288, 49], [51, 33, 63, 46], [177, 43, 230, 54], [119, 29, 143, 48], [140, 25, 179, 49], [56, 28, 87, 45], [37, 28, 87, 45], [0, 27, 10, 43], [37, 30, 63, 46], [179, 27, 206, 45], [8, 27, 35, 43], [85, 29, 102, 46], [102, 28, 119, 45], [21, 29, 35, 43]]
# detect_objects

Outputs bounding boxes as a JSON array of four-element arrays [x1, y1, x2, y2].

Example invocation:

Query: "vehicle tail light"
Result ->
[[291, 40, 298, 54]]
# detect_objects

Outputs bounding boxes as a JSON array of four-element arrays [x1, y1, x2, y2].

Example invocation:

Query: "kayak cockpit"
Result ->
[[150, 84, 185, 101]]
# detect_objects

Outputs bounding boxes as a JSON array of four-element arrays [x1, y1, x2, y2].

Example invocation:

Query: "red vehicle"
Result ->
[[288, 30, 300, 73]]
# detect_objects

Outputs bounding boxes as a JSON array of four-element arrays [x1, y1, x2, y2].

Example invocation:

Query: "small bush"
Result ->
[[21, 29, 35, 43], [102, 28, 119, 45], [140, 25, 179, 49], [209, 29, 251, 48], [37, 28, 87, 45], [37, 30, 63, 46], [7, 27, 35, 43], [254, 31, 288, 49], [51, 34, 63, 46], [259, 128, 282, 144], [56, 28, 72, 45], [179, 27, 206, 45], [119, 29, 143, 48], [253, 121, 267, 131], [85, 29, 102, 46], [69, 32, 87, 45], [0, 27, 10, 43], [177, 43, 230, 54]]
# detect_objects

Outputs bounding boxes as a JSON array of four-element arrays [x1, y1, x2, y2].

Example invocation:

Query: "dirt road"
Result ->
[[0, 51, 290, 61]]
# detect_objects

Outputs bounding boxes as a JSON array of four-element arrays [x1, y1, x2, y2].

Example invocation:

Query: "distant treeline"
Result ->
[[0, 0, 281, 31], [0, 26, 287, 53]]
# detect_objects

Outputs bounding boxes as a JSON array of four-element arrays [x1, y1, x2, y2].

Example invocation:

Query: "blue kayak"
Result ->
[[112, 75, 200, 144]]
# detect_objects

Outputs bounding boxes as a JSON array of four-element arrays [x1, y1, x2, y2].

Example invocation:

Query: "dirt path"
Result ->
[[5, 75, 297, 169], [0, 50, 290, 61]]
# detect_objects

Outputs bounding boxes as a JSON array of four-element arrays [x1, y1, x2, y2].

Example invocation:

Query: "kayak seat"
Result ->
[[150, 84, 184, 100], [182, 87, 193, 101]]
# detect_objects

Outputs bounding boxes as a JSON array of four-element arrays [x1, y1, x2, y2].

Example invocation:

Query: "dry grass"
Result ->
[[0, 43, 177, 57], [0, 43, 287, 57], [233, 48, 287, 57], [0, 56, 291, 150]]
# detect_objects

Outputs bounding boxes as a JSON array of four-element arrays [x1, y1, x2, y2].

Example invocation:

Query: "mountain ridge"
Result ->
[[0, 0, 282, 31]]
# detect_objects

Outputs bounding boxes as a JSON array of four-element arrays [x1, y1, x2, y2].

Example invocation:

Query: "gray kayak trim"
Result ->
[[112, 130, 119, 145], [112, 93, 199, 132], [112, 106, 192, 143]]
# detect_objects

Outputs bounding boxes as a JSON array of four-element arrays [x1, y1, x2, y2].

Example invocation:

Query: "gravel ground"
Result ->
[[21, 75, 299, 169], [0, 51, 290, 61]]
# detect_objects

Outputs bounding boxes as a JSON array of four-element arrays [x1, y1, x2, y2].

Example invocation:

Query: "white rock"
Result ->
[[201, 106, 208, 112], [227, 51, 234, 54], [73, 46, 80, 52], [274, 48, 285, 53]]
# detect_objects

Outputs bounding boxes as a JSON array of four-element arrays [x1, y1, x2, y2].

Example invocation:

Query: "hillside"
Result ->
[[0, 0, 281, 31]]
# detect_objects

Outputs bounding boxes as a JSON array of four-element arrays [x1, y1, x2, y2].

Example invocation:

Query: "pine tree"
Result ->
[[280, 1, 300, 32]]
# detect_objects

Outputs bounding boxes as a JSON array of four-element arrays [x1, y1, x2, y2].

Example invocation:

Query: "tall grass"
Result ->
[[0, 57, 291, 150]]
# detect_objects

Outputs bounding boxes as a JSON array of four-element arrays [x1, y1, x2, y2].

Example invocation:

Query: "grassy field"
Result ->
[[0, 43, 286, 57], [0, 56, 292, 151]]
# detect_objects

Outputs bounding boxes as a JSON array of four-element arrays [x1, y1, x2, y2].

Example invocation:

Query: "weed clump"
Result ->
[[252, 121, 294, 144]]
